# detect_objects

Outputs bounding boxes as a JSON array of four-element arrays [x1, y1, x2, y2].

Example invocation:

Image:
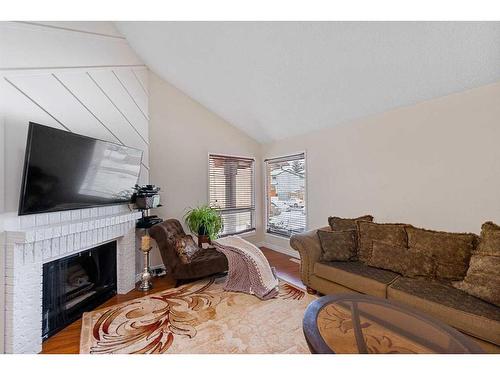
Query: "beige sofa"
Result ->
[[291, 226, 500, 353]]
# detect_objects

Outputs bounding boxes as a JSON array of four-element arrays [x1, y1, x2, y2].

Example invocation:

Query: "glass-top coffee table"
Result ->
[[303, 294, 484, 354]]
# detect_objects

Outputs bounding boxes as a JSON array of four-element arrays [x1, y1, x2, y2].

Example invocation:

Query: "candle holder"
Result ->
[[138, 246, 153, 291], [134, 202, 163, 292]]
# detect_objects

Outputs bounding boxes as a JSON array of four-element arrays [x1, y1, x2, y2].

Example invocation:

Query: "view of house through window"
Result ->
[[265, 153, 306, 237], [209, 154, 255, 236]]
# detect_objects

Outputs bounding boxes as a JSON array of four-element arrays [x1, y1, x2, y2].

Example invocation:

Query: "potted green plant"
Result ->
[[184, 205, 223, 247]]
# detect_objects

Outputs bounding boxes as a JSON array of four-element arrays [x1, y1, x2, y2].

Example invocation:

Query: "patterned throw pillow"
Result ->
[[328, 215, 374, 231], [368, 240, 408, 274], [317, 229, 357, 262], [369, 240, 434, 277], [475, 221, 500, 256], [403, 248, 435, 278], [454, 222, 500, 307], [327, 215, 374, 260], [357, 221, 409, 264], [174, 235, 200, 264], [406, 227, 476, 280]]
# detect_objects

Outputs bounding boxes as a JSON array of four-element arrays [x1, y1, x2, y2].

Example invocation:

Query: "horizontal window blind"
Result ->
[[209, 154, 255, 236], [265, 153, 306, 237]]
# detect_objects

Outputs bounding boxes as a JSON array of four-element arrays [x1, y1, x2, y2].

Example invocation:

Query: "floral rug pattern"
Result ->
[[80, 277, 314, 354]]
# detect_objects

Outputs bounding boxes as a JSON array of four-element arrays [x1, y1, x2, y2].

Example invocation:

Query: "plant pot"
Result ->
[[197, 224, 211, 247], [197, 234, 211, 248], [198, 224, 208, 236]]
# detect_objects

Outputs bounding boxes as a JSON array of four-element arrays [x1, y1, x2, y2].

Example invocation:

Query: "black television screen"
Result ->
[[18, 122, 143, 215]]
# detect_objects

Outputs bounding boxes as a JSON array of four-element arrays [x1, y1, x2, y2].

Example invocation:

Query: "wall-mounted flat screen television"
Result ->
[[18, 122, 143, 215]]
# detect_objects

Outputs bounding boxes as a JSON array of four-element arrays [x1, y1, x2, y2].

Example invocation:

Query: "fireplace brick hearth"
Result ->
[[0, 205, 141, 354]]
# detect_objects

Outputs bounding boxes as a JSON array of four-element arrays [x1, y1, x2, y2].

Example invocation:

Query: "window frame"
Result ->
[[207, 152, 256, 237], [264, 151, 308, 238]]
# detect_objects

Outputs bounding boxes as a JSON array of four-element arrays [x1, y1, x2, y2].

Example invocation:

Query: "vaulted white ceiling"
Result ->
[[116, 22, 500, 143]]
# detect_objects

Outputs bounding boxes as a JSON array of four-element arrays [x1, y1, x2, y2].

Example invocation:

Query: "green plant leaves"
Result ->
[[184, 205, 223, 241]]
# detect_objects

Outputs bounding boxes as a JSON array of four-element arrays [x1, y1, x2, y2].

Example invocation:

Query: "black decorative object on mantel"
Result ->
[[132, 184, 161, 209], [132, 184, 163, 229]]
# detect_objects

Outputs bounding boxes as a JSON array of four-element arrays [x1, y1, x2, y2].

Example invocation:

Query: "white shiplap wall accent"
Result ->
[[0, 22, 151, 352], [0, 21, 150, 214], [0, 22, 142, 69], [0, 116, 4, 213]]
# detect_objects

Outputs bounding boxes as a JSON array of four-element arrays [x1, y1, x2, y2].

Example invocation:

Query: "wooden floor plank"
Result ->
[[41, 247, 301, 354]]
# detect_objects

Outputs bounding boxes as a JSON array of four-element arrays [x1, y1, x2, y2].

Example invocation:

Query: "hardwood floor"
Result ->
[[41, 247, 302, 354], [262, 248, 304, 290]]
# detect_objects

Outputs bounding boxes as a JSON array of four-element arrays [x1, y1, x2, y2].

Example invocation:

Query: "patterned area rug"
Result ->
[[80, 277, 315, 354]]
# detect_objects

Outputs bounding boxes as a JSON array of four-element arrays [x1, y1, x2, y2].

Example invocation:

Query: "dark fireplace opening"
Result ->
[[42, 241, 117, 340]]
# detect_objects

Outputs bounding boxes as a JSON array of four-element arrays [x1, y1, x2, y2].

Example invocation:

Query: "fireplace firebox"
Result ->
[[42, 241, 117, 340]]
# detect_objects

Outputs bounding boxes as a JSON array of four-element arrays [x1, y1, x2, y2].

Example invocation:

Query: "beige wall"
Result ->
[[149, 75, 500, 259], [148, 72, 263, 268], [261, 81, 500, 251]]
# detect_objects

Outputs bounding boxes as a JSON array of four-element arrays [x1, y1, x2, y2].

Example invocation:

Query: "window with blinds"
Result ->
[[209, 154, 255, 236], [265, 153, 306, 237]]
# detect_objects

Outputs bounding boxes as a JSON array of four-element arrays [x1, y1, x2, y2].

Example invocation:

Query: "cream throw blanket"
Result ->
[[213, 236, 279, 300]]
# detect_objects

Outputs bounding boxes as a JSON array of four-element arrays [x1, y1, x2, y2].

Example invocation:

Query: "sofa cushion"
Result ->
[[453, 222, 500, 307], [454, 256, 500, 307], [314, 261, 400, 297], [327, 215, 374, 261], [368, 240, 435, 278], [403, 248, 435, 278], [368, 240, 408, 274], [388, 277, 500, 345], [476, 221, 500, 256], [357, 222, 409, 263], [317, 229, 357, 261], [406, 227, 476, 281], [328, 214, 374, 231], [309, 274, 358, 295]]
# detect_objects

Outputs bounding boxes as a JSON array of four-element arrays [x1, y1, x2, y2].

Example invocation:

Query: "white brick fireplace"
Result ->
[[0, 205, 141, 354]]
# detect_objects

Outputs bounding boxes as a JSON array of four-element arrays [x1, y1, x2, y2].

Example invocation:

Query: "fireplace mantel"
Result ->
[[0, 205, 140, 353]]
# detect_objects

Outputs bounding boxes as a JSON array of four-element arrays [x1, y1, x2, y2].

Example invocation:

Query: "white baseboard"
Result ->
[[257, 242, 300, 259]]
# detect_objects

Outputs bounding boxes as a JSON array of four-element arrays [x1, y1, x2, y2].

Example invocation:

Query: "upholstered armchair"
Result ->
[[149, 219, 228, 282]]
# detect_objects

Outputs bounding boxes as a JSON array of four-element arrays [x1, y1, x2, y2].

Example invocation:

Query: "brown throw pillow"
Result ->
[[318, 229, 357, 262], [369, 240, 408, 274], [357, 222, 409, 264], [368, 240, 433, 277], [174, 235, 200, 264], [328, 215, 374, 231], [406, 227, 476, 280], [327, 215, 374, 261], [475, 221, 500, 256], [403, 248, 435, 278], [453, 222, 500, 306]]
